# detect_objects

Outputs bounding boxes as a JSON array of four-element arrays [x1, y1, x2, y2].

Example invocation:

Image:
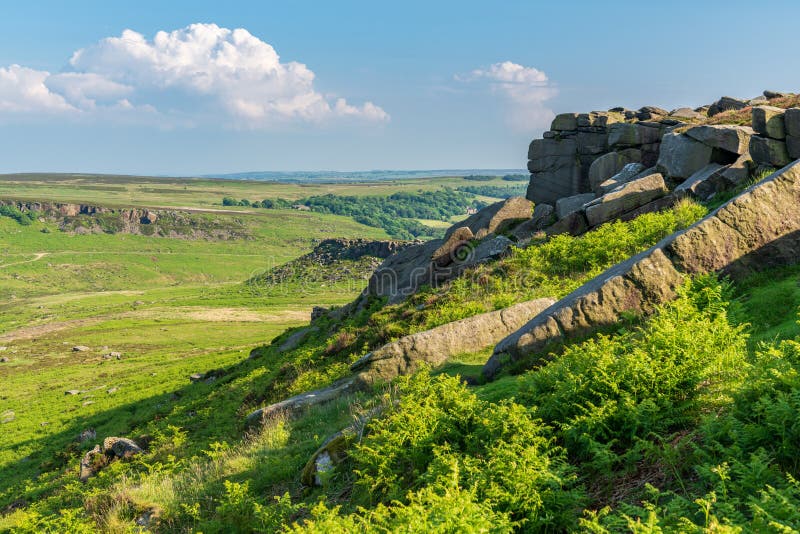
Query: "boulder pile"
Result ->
[[484, 159, 800, 379], [750, 105, 796, 168]]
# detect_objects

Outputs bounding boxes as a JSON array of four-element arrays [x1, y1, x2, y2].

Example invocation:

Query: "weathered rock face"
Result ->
[[433, 227, 475, 267], [750, 135, 791, 168], [656, 133, 714, 179], [785, 108, 800, 137], [608, 123, 662, 148], [719, 154, 753, 187], [369, 198, 532, 303], [588, 149, 642, 192], [670, 107, 705, 120], [351, 298, 555, 387], [674, 163, 725, 199], [527, 111, 660, 205], [546, 210, 589, 237], [484, 160, 800, 380], [555, 193, 595, 219], [684, 125, 753, 155], [0, 199, 248, 240], [103, 437, 143, 459], [752, 106, 786, 139], [367, 239, 443, 302], [585, 173, 668, 227], [596, 163, 647, 195], [445, 197, 532, 240]]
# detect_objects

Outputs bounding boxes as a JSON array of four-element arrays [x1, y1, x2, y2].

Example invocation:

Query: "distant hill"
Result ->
[[201, 169, 526, 183]]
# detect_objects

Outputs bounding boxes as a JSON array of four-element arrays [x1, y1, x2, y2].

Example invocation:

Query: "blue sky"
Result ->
[[1, 0, 799, 175]]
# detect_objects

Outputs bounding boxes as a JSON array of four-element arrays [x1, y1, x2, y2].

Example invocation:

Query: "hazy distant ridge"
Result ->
[[201, 169, 526, 183]]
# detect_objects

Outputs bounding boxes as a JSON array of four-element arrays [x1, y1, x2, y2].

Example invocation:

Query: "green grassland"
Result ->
[[0, 195, 391, 507], [5, 196, 800, 532], [0, 173, 513, 210]]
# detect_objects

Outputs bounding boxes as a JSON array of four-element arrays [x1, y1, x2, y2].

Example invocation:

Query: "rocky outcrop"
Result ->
[[350, 298, 555, 387], [785, 108, 800, 159], [369, 198, 531, 303], [483, 159, 800, 379], [684, 125, 753, 155], [526, 112, 665, 205], [750, 106, 796, 168], [309, 238, 418, 263], [596, 163, 647, 195], [246, 298, 555, 423], [79, 436, 143, 481], [444, 197, 532, 240], [0, 199, 248, 240]]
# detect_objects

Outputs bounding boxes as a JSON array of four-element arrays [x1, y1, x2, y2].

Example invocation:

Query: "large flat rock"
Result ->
[[353, 298, 555, 387], [484, 160, 800, 379], [684, 124, 753, 155], [585, 173, 668, 227]]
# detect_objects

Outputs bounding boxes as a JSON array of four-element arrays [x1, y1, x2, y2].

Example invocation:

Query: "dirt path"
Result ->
[[0, 306, 310, 343], [0, 252, 49, 269]]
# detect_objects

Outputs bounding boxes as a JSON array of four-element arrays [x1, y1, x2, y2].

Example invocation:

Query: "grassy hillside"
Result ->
[[0, 195, 391, 519], [4, 170, 800, 532]]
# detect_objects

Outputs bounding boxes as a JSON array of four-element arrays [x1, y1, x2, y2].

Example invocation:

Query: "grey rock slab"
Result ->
[[684, 124, 753, 155], [585, 173, 669, 227], [752, 106, 786, 139], [588, 149, 642, 191], [670, 107, 705, 120], [596, 162, 646, 195], [102, 437, 143, 459], [551, 113, 579, 131], [608, 123, 662, 147], [787, 135, 800, 160], [719, 153, 752, 187], [555, 193, 595, 219], [750, 136, 791, 167], [352, 298, 556, 388], [674, 163, 725, 199], [784, 108, 800, 138], [656, 132, 714, 179], [509, 203, 555, 241]]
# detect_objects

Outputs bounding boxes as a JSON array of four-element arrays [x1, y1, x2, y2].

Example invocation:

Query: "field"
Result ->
[[0, 175, 407, 499], [0, 173, 512, 210]]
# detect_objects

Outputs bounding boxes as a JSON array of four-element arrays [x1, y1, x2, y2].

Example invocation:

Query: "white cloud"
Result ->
[[0, 23, 388, 127], [461, 61, 557, 130], [0, 65, 75, 113]]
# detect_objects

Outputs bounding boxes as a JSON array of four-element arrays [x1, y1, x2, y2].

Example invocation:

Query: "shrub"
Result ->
[[0, 204, 37, 225], [518, 276, 748, 474], [349, 371, 584, 530]]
